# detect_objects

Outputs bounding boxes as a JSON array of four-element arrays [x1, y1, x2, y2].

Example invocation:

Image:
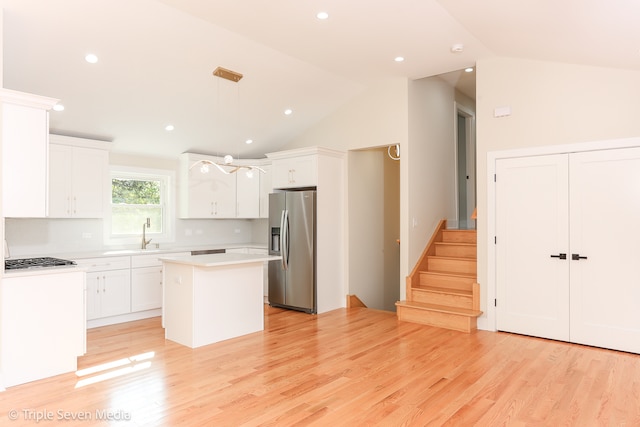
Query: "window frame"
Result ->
[[105, 166, 175, 246]]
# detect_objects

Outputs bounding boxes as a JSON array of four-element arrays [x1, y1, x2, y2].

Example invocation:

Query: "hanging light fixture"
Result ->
[[190, 67, 265, 176]]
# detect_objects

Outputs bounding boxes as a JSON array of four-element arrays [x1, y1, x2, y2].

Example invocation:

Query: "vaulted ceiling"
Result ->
[[3, 0, 639, 159]]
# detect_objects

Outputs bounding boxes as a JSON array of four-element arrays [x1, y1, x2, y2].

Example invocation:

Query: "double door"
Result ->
[[496, 147, 640, 353]]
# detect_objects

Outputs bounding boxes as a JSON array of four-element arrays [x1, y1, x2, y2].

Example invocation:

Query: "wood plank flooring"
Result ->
[[2, 306, 640, 426]]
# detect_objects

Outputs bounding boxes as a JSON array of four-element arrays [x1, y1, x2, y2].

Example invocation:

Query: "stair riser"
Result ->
[[434, 244, 476, 258], [442, 230, 477, 244], [412, 290, 473, 309], [397, 305, 477, 333], [428, 258, 476, 275], [419, 273, 475, 291]]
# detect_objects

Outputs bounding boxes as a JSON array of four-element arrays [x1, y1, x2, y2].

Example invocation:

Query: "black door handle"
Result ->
[[572, 254, 588, 260], [550, 253, 567, 260]]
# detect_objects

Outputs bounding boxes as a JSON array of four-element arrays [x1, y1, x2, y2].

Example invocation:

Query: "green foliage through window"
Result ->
[[111, 177, 164, 235]]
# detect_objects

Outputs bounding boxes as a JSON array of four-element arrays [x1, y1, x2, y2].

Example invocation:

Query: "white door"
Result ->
[[569, 147, 640, 353], [496, 154, 570, 341]]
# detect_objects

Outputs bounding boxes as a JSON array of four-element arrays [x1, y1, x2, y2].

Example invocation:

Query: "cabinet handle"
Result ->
[[73, 196, 77, 214], [550, 253, 567, 260], [96, 275, 100, 293], [572, 254, 588, 261], [103, 275, 106, 292], [67, 196, 71, 215]]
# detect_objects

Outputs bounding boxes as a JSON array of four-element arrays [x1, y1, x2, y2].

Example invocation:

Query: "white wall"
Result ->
[[402, 76, 457, 298], [476, 57, 640, 329]]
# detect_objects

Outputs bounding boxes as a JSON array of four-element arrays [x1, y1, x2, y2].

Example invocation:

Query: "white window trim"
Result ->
[[105, 166, 176, 247]]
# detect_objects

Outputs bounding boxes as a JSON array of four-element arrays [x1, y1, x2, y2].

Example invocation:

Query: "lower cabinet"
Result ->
[[227, 247, 269, 300], [77, 257, 132, 320], [0, 270, 86, 387], [131, 252, 189, 312]]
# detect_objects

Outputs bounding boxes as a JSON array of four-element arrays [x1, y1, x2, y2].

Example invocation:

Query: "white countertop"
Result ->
[[160, 253, 280, 268], [6, 242, 268, 260]]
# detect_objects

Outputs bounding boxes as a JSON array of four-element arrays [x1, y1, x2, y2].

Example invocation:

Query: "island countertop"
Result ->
[[159, 252, 281, 268]]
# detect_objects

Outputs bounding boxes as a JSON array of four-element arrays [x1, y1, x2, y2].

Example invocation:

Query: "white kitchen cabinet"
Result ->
[[131, 251, 189, 312], [180, 153, 237, 218], [0, 269, 85, 387], [259, 164, 272, 218], [48, 135, 109, 218], [236, 168, 260, 218], [248, 248, 269, 300], [270, 154, 317, 189], [1, 89, 57, 218], [74, 256, 131, 320]]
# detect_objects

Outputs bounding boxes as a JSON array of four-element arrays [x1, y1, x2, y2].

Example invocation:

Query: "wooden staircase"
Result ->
[[396, 220, 482, 333]]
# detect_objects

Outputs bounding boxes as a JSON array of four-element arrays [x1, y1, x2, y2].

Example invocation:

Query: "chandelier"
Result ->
[[193, 66, 264, 177]]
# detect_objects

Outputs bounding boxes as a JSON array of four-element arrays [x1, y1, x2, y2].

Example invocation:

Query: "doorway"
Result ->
[[347, 147, 400, 311], [455, 104, 476, 229]]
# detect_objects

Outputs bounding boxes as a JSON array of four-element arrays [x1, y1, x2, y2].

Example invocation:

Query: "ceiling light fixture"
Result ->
[[165, 124, 175, 131], [395, 56, 405, 62], [85, 53, 98, 64], [316, 11, 329, 20], [465, 67, 474, 73], [53, 104, 65, 112], [190, 67, 265, 177], [284, 109, 293, 115]]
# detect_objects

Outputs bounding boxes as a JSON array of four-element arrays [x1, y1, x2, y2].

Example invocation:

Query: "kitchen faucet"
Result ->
[[142, 218, 152, 249]]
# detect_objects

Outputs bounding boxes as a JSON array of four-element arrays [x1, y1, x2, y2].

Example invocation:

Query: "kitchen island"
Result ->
[[160, 252, 280, 348]]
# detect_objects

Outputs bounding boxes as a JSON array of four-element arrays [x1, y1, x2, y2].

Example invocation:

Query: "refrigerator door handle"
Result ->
[[281, 209, 288, 271]]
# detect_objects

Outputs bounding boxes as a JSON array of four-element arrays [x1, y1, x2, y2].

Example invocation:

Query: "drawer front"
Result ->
[[132, 252, 191, 268], [73, 256, 131, 272]]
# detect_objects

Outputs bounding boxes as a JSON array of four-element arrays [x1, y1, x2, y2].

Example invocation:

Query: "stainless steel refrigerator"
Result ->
[[268, 190, 316, 314]]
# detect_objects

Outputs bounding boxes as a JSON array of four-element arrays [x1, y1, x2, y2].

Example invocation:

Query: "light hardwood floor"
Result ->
[[2, 306, 640, 426]]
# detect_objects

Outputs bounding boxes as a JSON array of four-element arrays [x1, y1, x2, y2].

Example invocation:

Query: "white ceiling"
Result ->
[[3, 0, 640, 159]]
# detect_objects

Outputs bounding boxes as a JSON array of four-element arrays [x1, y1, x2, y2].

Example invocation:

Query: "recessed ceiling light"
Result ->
[[284, 109, 293, 116], [464, 67, 474, 73], [85, 54, 98, 64], [53, 104, 65, 112], [165, 125, 175, 131], [395, 56, 405, 62], [245, 139, 253, 145], [316, 11, 329, 20]]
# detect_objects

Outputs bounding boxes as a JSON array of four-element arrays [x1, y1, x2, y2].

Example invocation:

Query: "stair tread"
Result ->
[[414, 286, 473, 296], [396, 300, 482, 317], [420, 271, 477, 279], [434, 241, 476, 246], [428, 255, 477, 261]]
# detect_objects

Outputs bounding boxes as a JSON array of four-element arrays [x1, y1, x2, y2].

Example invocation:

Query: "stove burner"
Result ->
[[5, 257, 77, 270]]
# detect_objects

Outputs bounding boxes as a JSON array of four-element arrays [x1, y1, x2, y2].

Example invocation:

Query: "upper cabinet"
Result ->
[[179, 153, 237, 219], [48, 135, 110, 218], [1, 89, 58, 218], [259, 163, 272, 218], [268, 152, 317, 189], [179, 153, 271, 219]]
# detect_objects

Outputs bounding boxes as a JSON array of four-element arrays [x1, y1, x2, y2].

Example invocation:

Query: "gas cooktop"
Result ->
[[5, 257, 77, 270]]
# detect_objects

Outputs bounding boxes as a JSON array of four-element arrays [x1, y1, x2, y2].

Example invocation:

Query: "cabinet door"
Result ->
[[271, 156, 317, 189], [2, 103, 49, 217], [185, 170, 236, 218], [98, 269, 131, 318], [495, 154, 570, 341], [72, 147, 107, 218], [86, 273, 102, 320], [236, 170, 260, 218], [49, 144, 73, 217], [131, 266, 163, 311], [259, 164, 272, 218]]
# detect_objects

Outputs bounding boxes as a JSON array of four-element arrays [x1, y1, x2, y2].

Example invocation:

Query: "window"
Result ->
[[107, 167, 174, 244]]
